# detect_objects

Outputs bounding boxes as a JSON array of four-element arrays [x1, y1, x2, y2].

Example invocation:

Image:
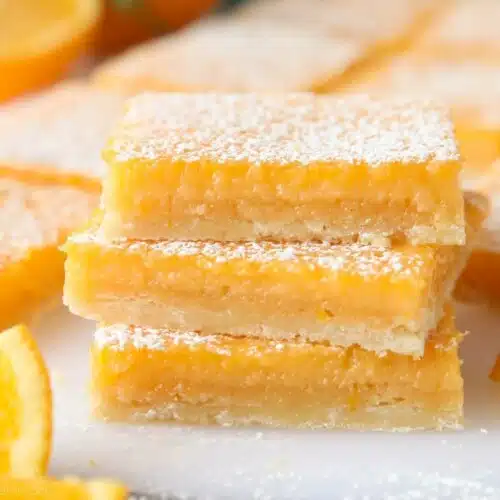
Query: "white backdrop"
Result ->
[[39, 303, 500, 499]]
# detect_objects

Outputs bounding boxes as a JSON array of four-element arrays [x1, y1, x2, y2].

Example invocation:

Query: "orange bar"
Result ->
[[99, 93, 465, 245], [0, 82, 127, 191], [64, 194, 484, 356], [0, 177, 97, 330], [92, 307, 463, 431]]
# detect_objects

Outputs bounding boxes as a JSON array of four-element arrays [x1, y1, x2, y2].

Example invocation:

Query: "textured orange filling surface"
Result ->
[[100, 93, 464, 243], [0, 177, 98, 330], [92, 307, 462, 428]]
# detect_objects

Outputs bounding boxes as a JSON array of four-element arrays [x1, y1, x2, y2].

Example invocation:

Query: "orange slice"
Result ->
[[0, 325, 51, 476], [0, 0, 101, 102], [0, 476, 127, 499]]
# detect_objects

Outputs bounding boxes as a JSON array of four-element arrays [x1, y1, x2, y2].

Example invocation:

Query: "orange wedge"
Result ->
[[0, 0, 101, 102], [0, 325, 51, 476], [0, 476, 127, 499]]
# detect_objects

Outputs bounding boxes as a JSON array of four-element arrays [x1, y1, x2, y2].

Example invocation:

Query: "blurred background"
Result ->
[[2, 0, 500, 327], [1, 0, 498, 186], [0, 0, 248, 101], [97, 0, 246, 56], [1, 0, 498, 103]]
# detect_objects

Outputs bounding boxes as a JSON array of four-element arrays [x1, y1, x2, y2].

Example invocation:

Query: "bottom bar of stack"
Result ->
[[91, 306, 463, 432]]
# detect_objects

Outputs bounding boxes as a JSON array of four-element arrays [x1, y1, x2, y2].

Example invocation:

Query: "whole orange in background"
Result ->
[[0, 0, 100, 103], [98, 0, 219, 55]]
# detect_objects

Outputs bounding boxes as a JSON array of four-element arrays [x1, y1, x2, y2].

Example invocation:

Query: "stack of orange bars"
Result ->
[[63, 92, 486, 431]]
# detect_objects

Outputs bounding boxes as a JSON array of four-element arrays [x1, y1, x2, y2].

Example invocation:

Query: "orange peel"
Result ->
[[0, 325, 51, 476]]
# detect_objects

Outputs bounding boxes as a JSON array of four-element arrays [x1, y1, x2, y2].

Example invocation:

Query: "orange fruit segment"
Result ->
[[0, 476, 127, 499], [0, 0, 101, 102], [0, 325, 51, 476]]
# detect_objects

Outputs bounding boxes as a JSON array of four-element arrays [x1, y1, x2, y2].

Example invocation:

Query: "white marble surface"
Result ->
[[36, 303, 500, 499]]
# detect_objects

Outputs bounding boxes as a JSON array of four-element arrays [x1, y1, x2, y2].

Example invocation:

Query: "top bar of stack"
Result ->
[[100, 93, 464, 245]]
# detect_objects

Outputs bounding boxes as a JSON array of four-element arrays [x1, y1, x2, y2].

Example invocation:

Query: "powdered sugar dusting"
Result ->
[[0, 82, 127, 180], [96, 323, 346, 355], [107, 93, 459, 167], [95, 324, 221, 351], [73, 230, 428, 278], [0, 178, 97, 267]]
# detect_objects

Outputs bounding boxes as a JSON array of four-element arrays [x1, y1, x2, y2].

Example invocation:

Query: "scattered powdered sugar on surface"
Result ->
[[109, 93, 459, 166], [0, 82, 126, 179], [371, 471, 500, 500], [98, 21, 366, 92], [73, 230, 428, 278], [0, 178, 97, 265]]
